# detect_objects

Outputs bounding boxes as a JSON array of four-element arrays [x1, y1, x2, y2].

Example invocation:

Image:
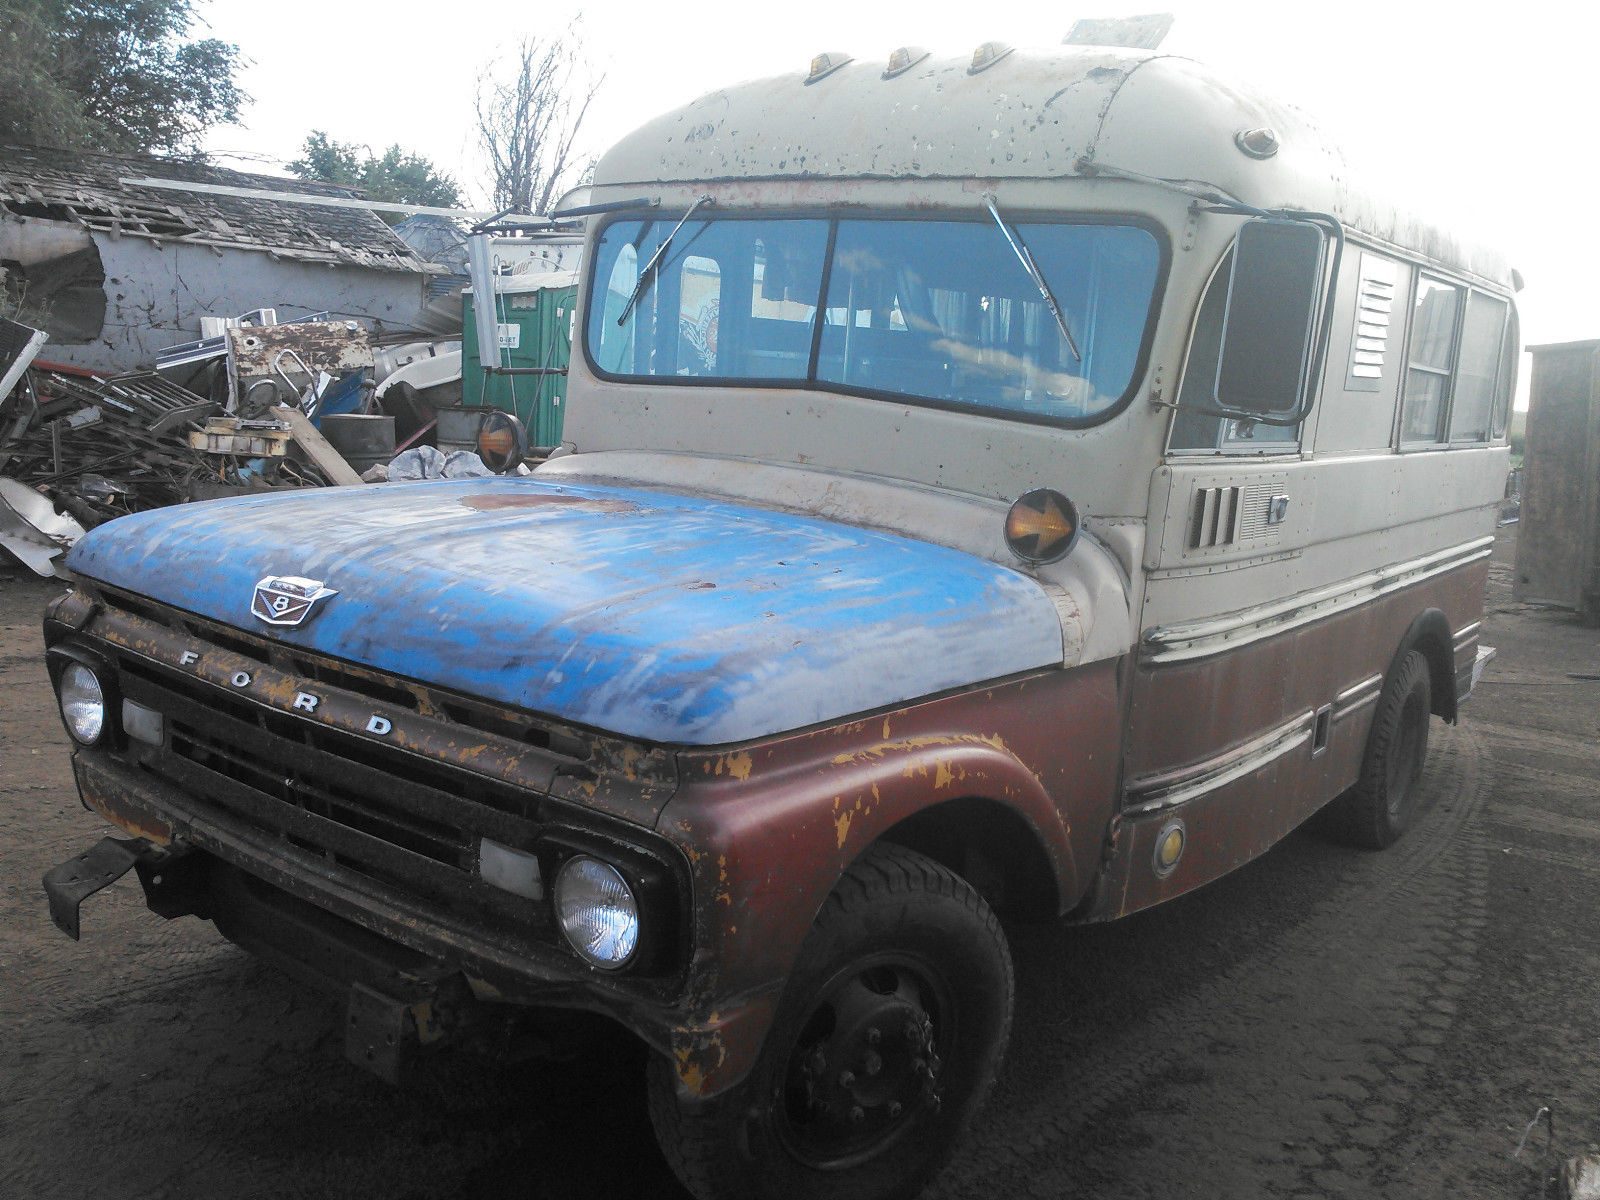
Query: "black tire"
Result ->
[[648, 843, 1013, 1200], [1331, 648, 1433, 849]]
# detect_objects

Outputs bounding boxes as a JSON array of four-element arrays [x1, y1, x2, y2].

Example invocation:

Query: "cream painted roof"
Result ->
[[593, 48, 1512, 288]]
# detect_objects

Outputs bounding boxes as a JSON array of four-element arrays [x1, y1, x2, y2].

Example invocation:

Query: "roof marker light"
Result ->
[[969, 41, 1014, 74], [883, 46, 930, 79], [806, 52, 853, 85]]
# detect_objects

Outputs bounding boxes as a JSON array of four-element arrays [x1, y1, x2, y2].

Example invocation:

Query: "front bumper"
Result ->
[[57, 741, 783, 1097]]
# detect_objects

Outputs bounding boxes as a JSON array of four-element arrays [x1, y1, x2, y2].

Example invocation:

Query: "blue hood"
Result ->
[[65, 477, 1064, 745]]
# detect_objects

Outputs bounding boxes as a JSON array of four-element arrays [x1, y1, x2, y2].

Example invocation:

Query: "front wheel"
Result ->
[[648, 843, 1013, 1200]]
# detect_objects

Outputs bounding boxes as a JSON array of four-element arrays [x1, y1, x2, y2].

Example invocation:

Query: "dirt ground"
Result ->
[[1, 524, 1597, 1200]]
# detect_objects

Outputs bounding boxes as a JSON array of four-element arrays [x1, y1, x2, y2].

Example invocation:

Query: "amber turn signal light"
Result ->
[[477, 410, 529, 474], [1153, 819, 1186, 877], [1004, 488, 1080, 565]]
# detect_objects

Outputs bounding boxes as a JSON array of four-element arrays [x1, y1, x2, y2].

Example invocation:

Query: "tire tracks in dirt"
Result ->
[[930, 720, 1493, 1198]]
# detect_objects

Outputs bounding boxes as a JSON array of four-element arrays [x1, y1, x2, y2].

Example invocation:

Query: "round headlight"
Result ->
[[59, 662, 106, 745], [555, 856, 640, 969]]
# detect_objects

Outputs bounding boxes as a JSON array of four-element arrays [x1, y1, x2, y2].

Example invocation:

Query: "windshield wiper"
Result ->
[[618, 194, 714, 326], [982, 193, 1082, 361]]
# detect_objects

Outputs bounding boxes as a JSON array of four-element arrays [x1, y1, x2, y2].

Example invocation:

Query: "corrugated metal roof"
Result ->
[[0, 144, 431, 274]]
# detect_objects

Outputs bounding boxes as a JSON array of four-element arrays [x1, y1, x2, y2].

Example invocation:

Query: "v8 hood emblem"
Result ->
[[251, 575, 338, 628]]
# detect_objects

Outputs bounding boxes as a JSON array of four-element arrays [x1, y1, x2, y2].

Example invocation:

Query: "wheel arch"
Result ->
[[1393, 608, 1456, 723], [877, 796, 1060, 918]]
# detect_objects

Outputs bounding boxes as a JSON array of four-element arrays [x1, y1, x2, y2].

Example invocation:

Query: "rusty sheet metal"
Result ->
[[1088, 561, 1490, 922], [73, 594, 675, 826], [227, 322, 374, 379], [1125, 560, 1489, 779], [63, 476, 1066, 746], [655, 659, 1122, 1095], [67, 751, 685, 1052], [228, 320, 374, 411]]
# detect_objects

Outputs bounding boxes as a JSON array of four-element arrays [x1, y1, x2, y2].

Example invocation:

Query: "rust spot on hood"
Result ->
[[459, 493, 641, 514]]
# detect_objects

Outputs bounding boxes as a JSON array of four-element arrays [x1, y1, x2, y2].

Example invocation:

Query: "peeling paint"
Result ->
[[829, 731, 1008, 767], [714, 752, 754, 781]]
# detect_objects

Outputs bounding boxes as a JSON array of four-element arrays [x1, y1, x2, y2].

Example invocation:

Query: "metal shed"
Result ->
[[1515, 340, 1600, 620]]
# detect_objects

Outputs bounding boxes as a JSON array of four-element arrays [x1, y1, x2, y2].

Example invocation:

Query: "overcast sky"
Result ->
[[199, 0, 1598, 399]]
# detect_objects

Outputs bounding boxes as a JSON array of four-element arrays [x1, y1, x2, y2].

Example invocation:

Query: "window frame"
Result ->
[[1397, 272, 1464, 448], [1394, 272, 1515, 452], [1165, 246, 1309, 459], [581, 207, 1172, 432], [1445, 289, 1511, 447]]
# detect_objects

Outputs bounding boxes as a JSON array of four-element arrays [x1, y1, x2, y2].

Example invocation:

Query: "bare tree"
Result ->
[[475, 24, 603, 216]]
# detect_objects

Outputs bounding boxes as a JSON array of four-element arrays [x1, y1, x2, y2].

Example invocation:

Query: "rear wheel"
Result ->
[[648, 843, 1013, 1200], [1331, 648, 1433, 849]]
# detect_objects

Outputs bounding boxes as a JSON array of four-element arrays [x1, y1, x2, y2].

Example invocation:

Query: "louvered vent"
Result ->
[[1189, 486, 1241, 548], [1347, 254, 1398, 392], [1187, 483, 1280, 550]]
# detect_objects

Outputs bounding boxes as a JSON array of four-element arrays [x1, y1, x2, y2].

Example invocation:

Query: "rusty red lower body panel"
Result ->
[[1086, 561, 1489, 922]]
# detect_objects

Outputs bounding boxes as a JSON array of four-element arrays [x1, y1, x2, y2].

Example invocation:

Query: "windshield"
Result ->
[[586, 214, 1163, 426]]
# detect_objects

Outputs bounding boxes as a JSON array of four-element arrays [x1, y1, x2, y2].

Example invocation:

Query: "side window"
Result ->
[[1168, 249, 1300, 454], [1491, 307, 1519, 440], [1400, 276, 1461, 444], [746, 236, 821, 379], [678, 255, 721, 375], [596, 244, 639, 374], [1448, 292, 1509, 442]]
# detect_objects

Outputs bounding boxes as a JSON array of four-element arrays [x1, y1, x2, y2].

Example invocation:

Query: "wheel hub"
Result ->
[[781, 963, 944, 1166]]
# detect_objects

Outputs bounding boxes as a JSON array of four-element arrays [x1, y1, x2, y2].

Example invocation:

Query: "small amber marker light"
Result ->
[[883, 46, 930, 79], [1153, 820, 1186, 877], [1004, 488, 1080, 565], [476, 409, 528, 474], [969, 41, 1014, 74], [806, 52, 853, 84]]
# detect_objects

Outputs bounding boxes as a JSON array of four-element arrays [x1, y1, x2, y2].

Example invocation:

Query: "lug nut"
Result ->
[[850, 1106, 865, 1125], [866, 1027, 881, 1046], [888, 1101, 903, 1118], [839, 1070, 856, 1088]]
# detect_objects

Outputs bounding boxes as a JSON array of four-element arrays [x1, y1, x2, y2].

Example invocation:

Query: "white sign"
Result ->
[[496, 323, 521, 350]]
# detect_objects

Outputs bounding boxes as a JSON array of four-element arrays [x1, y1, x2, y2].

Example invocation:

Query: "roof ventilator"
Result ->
[[1234, 127, 1281, 159]]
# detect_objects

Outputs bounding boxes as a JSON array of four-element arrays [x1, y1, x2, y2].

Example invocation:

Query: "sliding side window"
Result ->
[[1400, 276, 1461, 444]]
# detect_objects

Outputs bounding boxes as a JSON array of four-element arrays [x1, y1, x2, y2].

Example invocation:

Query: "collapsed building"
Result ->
[[0, 144, 456, 373]]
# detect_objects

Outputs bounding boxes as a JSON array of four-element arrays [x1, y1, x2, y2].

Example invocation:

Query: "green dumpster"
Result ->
[[462, 271, 578, 448]]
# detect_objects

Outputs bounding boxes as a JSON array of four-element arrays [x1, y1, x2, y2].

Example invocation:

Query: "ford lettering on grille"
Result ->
[[250, 576, 337, 628]]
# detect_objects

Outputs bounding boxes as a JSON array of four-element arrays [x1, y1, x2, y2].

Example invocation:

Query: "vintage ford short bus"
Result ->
[[42, 38, 1514, 1200]]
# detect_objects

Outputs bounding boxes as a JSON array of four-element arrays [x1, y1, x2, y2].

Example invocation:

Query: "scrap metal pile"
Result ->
[[0, 311, 517, 578], [0, 317, 361, 577], [1, 363, 340, 513]]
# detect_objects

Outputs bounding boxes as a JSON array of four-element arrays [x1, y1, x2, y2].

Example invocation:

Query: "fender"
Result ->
[[1392, 607, 1458, 723], [654, 657, 1122, 1097]]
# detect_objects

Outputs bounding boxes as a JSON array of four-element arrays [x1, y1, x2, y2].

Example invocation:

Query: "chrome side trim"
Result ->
[[1142, 536, 1494, 664], [1124, 712, 1314, 816], [1332, 673, 1383, 723], [1452, 620, 1482, 649]]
